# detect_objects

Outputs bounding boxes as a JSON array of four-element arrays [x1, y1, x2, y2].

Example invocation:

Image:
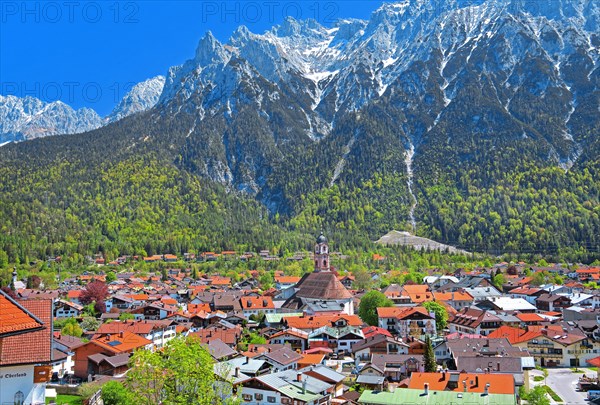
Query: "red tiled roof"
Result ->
[[587, 356, 600, 367], [516, 313, 544, 323], [0, 298, 53, 366], [67, 290, 83, 299], [402, 285, 434, 303], [0, 291, 43, 335], [275, 276, 301, 284], [487, 326, 539, 344], [433, 291, 474, 302], [210, 276, 231, 286], [190, 328, 242, 345], [91, 331, 151, 353], [377, 306, 432, 320], [284, 314, 363, 330], [408, 372, 515, 395], [362, 326, 392, 339], [241, 296, 275, 310]]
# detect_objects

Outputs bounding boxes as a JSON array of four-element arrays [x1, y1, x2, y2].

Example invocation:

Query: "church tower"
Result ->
[[314, 232, 330, 272]]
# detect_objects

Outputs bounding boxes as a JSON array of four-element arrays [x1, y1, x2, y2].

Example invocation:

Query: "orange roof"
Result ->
[[1, 298, 53, 366], [79, 275, 106, 282], [269, 329, 309, 340], [210, 276, 231, 286], [284, 314, 363, 330], [576, 268, 599, 273], [241, 296, 275, 310], [516, 313, 544, 323], [402, 285, 434, 303], [488, 325, 541, 344], [188, 303, 211, 313], [0, 292, 44, 335], [542, 311, 562, 317], [408, 372, 515, 395], [67, 290, 83, 298], [91, 331, 151, 353], [161, 297, 178, 305], [163, 254, 178, 260], [125, 294, 149, 301], [275, 276, 301, 284], [377, 306, 432, 320], [433, 291, 474, 302], [299, 353, 325, 366]]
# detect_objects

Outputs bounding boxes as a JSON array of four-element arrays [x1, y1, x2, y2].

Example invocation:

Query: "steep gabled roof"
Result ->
[[91, 331, 152, 353], [0, 298, 53, 366], [408, 372, 515, 394], [0, 290, 44, 336], [294, 272, 353, 300]]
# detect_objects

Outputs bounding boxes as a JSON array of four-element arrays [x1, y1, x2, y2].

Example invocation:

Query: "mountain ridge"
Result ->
[[0, 0, 598, 261], [0, 76, 166, 143]]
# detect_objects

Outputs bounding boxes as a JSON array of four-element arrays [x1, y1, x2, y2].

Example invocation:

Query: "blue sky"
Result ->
[[1, 1, 384, 116]]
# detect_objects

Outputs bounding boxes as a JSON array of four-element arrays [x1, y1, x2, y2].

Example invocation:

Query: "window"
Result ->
[[267, 396, 277, 403], [281, 398, 291, 404], [242, 394, 252, 401], [14, 391, 25, 405], [255, 393, 263, 400]]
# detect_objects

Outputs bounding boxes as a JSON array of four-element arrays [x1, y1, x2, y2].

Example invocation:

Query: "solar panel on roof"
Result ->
[[108, 341, 122, 346]]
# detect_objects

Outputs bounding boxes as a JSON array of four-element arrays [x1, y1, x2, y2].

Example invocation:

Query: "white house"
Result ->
[[53, 299, 83, 318], [0, 291, 54, 405]]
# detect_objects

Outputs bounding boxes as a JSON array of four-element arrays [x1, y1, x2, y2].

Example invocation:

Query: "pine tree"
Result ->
[[424, 336, 437, 372]]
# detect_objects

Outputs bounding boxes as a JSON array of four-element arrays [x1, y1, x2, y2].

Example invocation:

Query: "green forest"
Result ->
[[0, 97, 598, 267]]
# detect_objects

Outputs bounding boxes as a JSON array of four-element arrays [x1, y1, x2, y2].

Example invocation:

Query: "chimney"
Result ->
[[120, 331, 125, 338], [234, 367, 239, 377], [297, 373, 302, 382], [497, 362, 500, 372], [441, 370, 446, 381], [463, 380, 467, 392], [302, 378, 307, 394], [244, 356, 249, 365], [424, 383, 429, 395], [475, 376, 479, 387], [484, 383, 490, 396]]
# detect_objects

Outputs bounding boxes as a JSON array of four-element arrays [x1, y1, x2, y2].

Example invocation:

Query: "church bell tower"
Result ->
[[314, 232, 330, 272]]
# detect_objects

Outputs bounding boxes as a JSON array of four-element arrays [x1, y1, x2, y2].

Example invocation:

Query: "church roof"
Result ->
[[295, 272, 353, 300]]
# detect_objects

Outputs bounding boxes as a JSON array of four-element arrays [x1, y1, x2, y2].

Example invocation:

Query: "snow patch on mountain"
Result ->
[[0, 95, 103, 142], [107, 76, 165, 123]]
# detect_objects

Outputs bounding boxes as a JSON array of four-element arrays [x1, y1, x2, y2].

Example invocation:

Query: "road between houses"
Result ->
[[544, 368, 590, 404]]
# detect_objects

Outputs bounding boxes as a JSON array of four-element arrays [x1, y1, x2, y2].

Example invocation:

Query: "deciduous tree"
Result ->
[[422, 301, 449, 332], [358, 290, 393, 326], [79, 281, 108, 313]]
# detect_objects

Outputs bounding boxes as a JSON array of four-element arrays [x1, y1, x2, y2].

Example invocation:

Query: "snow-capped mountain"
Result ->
[[0, 75, 166, 143], [1, 0, 598, 254], [0, 95, 104, 143], [157, 0, 598, 196], [107, 76, 165, 123]]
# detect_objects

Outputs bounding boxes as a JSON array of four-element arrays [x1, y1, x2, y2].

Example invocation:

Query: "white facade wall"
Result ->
[[0, 364, 45, 405]]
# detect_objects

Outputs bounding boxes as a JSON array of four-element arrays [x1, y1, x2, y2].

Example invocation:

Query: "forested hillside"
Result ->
[[1, 0, 599, 263]]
